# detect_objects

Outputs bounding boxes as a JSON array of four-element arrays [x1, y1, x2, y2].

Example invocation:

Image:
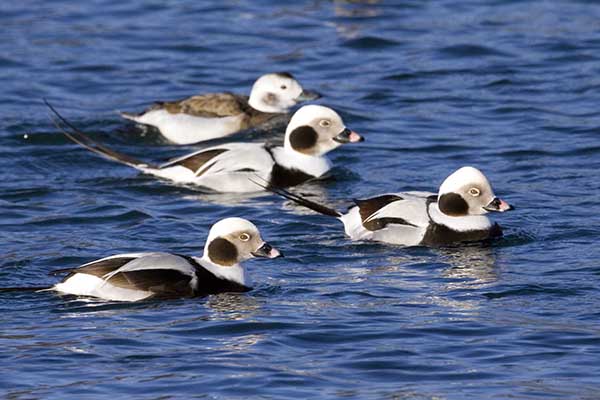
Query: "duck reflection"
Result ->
[[369, 249, 434, 285], [181, 175, 339, 207], [214, 332, 265, 353], [379, 242, 498, 288], [204, 293, 267, 352], [205, 292, 263, 321], [432, 244, 500, 312], [437, 243, 499, 287], [333, 0, 381, 18], [330, 0, 382, 40], [272, 179, 343, 216], [54, 290, 263, 322], [181, 189, 268, 206], [365, 242, 498, 313]]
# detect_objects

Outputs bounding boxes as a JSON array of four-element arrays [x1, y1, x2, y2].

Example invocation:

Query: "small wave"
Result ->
[[342, 36, 400, 49], [483, 284, 583, 300], [437, 44, 513, 58], [26, 209, 151, 227]]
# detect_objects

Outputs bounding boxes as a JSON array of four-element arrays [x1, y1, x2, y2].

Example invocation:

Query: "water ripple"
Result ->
[[1, 1, 600, 399]]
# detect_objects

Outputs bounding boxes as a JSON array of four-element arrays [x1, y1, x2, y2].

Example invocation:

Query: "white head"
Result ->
[[203, 217, 282, 267], [437, 166, 513, 216], [283, 105, 364, 157], [248, 72, 320, 113]]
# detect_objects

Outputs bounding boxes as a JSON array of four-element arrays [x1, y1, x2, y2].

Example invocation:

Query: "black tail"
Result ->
[[48, 267, 75, 276], [44, 99, 156, 169], [251, 178, 342, 218], [119, 111, 142, 121], [0, 286, 51, 293]]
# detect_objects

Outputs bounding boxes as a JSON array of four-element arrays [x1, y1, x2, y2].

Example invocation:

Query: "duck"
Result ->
[[120, 72, 321, 145], [260, 166, 514, 247], [49, 218, 282, 301], [47, 102, 364, 193]]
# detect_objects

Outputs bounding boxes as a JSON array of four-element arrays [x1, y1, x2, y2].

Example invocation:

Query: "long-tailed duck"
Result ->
[[49, 218, 282, 301], [261, 166, 514, 247], [47, 102, 364, 193], [120, 72, 321, 145]]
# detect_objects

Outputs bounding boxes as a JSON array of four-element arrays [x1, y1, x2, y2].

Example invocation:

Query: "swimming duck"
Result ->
[[51, 218, 282, 301], [120, 72, 321, 144], [48, 102, 364, 193], [261, 166, 514, 246]]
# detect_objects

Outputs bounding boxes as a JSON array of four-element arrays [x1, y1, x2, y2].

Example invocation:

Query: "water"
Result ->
[[1, 1, 600, 398]]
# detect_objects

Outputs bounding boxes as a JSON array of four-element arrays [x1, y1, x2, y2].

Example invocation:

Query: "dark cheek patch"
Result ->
[[438, 193, 469, 216], [207, 238, 238, 266], [263, 92, 278, 106], [288, 125, 318, 153]]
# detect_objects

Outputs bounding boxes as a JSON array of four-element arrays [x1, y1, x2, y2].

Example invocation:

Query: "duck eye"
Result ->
[[319, 119, 331, 127], [280, 85, 287, 90], [469, 188, 481, 197], [239, 233, 251, 242]]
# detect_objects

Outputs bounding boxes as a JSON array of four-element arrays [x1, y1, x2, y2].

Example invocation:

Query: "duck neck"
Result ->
[[197, 255, 247, 286], [271, 146, 332, 178], [427, 202, 492, 232]]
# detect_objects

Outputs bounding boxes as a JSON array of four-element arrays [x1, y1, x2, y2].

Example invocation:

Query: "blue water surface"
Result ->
[[1, 1, 600, 399]]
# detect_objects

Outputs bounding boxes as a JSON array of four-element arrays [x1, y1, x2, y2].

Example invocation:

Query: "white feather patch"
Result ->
[[135, 109, 245, 145], [270, 146, 331, 178], [100, 253, 196, 281], [197, 256, 246, 286], [428, 203, 492, 232], [144, 143, 275, 192], [53, 273, 153, 302]]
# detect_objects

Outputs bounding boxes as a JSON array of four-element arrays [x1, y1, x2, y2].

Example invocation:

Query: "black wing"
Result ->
[[50, 256, 137, 278], [354, 194, 417, 231], [107, 269, 194, 298], [160, 148, 229, 174]]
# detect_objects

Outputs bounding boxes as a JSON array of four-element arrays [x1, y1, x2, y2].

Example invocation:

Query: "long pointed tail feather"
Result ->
[[119, 111, 141, 122], [48, 267, 76, 276], [44, 99, 155, 169], [251, 178, 342, 218]]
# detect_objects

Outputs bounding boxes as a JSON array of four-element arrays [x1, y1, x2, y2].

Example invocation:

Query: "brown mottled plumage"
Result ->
[[149, 93, 279, 129]]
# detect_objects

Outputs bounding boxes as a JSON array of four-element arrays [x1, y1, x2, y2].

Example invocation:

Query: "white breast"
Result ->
[[197, 256, 247, 286], [270, 147, 332, 178], [428, 203, 492, 232]]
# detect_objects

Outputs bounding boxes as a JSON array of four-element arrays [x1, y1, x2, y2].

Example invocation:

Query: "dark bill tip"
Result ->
[[296, 89, 322, 101], [333, 128, 364, 144], [483, 197, 514, 212], [251, 242, 283, 259]]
